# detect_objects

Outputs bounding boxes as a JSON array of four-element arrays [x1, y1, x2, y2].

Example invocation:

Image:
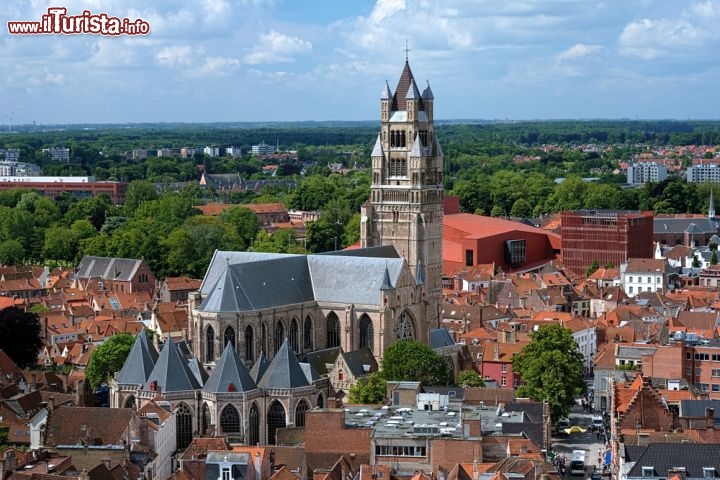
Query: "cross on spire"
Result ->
[[404, 40, 410, 60]]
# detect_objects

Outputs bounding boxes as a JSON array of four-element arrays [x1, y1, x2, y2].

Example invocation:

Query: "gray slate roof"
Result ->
[[200, 250, 297, 296], [429, 328, 455, 349], [75, 256, 144, 282], [203, 343, 257, 393], [249, 352, 271, 384], [626, 443, 720, 478], [304, 347, 341, 376], [115, 330, 158, 385], [187, 357, 210, 386], [257, 338, 309, 389], [654, 218, 719, 234], [339, 348, 378, 378], [678, 399, 720, 423], [300, 362, 321, 383], [144, 340, 201, 392], [198, 249, 405, 313]]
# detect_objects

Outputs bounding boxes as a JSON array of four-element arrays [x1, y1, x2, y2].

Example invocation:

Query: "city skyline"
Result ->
[[2, 0, 720, 125]]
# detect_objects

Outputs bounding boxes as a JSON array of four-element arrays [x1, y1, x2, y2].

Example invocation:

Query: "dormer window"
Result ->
[[642, 467, 654, 478], [704, 468, 716, 479]]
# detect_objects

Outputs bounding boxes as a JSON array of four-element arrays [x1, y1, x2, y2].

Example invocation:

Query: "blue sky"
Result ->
[[2, 0, 720, 124]]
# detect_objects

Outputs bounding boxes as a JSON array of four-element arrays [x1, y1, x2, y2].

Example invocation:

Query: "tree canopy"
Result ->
[[85, 333, 136, 389], [512, 323, 585, 422], [380, 340, 452, 386], [0, 307, 43, 368], [455, 370, 485, 388], [348, 372, 387, 404]]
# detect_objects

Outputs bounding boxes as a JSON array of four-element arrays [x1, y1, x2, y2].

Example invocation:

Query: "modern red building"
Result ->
[[561, 210, 654, 276], [443, 213, 560, 275], [0, 176, 128, 204]]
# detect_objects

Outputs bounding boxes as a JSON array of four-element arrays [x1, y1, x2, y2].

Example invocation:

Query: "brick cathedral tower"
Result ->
[[360, 56, 444, 327]]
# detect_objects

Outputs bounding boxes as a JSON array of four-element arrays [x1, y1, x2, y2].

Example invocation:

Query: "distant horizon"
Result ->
[[3, 117, 720, 131], [2, 1, 720, 124]]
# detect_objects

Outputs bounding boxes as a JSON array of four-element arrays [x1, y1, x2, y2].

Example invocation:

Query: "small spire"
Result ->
[[710, 188, 716, 220], [381, 80, 392, 100], [381, 263, 393, 290], [422, 80, 434, 100]]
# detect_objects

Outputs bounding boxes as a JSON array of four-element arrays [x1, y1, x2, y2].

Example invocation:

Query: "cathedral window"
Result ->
[[176, 403, 193, 450], [326, 313, 340, 348], [289, 319, 299, 352], [223, 326, 235, 349], [205, 326, 215, 362], [396, 312, 415, 340], [359, 315, 374, 352], [303, 316, 314, 350], [248, 402, 259, 446], [201, 403, 211, 435], [274, 321, 285, 354], [220, 404, 241, 435], [267, 401, 286, 445], [295, 399, 310, 427], [317, 393, 324, 408], [261, 323, 267, 355], [244, 326, 254, 362]]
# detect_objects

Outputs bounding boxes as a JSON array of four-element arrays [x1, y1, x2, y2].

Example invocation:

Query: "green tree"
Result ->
[[512, 323, 585, 422], [0, 307, 43, 368], [219, 206, 260, 249], [510, 199, 533, 218], [692, 254, 701, 268], [455, 370, 485, 388], [85, 333, 135, 388], [124, 180, 158, 215], [712, 250, 718, 266], [380, 340, 451, 386], [348, 372, 387, 404], [586, 259, 600, 278], [0, 239, 25, 265]]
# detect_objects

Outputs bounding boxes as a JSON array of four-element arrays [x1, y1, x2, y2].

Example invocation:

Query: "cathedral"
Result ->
[[110, 57, 445, 448]]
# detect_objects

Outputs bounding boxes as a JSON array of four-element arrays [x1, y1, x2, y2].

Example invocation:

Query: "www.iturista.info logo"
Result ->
[[7, 7, 150, 35]]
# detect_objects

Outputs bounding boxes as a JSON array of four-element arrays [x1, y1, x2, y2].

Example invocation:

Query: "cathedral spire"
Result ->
[[710, 189, 716, 220]]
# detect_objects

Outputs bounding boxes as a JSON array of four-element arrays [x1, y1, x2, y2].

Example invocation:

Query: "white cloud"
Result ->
[[555, 44, 603, 64], [244, 30, 312, 64], [618, 1, 720, 60], [199, 56, 240, 75], [155, 45, 200, 67]]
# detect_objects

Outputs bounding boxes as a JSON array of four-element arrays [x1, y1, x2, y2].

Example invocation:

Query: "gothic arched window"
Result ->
[[303, 316, 313, 350], [359, 315, 374, 352], [201, 402, 211, 435], [326, 313, 340, 348], [248, 402, 259, 446], [245, 325, 254, 362], [295, 399, 310, 427], [274, 321, 285, 354], [317, 393, 324, 408], [205, 326, 215, 362], [396, 311, 415, 340], [267, 401, 286, 445], [220, 404, 241, 434], [176, 403, 193, 450], [289, 318, 299, 353], [224, 326, 235, 349]]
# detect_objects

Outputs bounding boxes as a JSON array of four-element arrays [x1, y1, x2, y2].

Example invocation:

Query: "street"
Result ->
[[551, 403, 609, 479]]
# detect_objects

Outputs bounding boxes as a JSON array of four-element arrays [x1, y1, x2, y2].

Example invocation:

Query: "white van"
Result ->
[[592, 416, 603, 430]]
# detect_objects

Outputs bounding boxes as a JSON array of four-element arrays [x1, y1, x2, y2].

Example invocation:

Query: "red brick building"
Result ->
[[561, 210, 654, 276]]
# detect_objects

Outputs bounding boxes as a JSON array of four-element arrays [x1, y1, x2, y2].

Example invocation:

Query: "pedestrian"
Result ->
[[596, 430, 600, 440]]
